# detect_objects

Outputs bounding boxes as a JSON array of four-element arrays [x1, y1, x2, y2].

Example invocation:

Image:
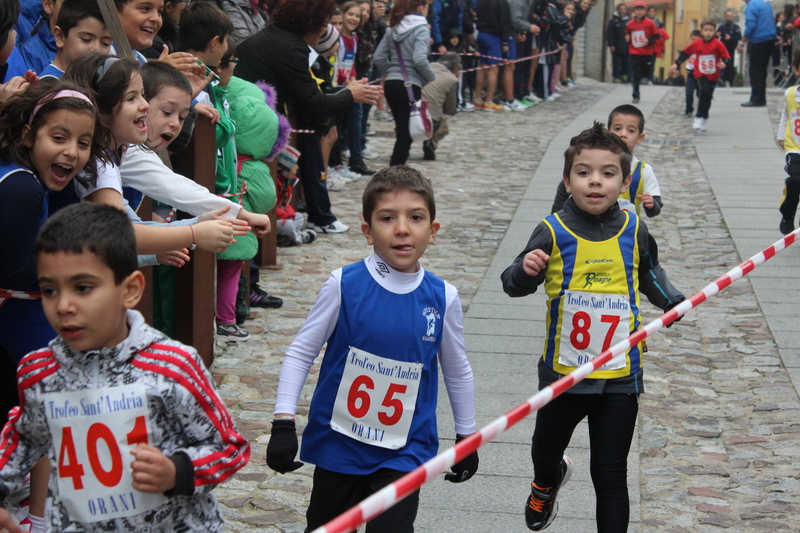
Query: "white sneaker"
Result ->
[[692, 117, 702, 130], [374, 110, 393, 121], [546, 93, 560, 102], [460, 102, 476, 112], [307, 219, 349, 233], [698, 118, 708, 131], [334, 165, 362, 181], [503, 99, 528, 112], [326, 172, 347, 191], [362, 146, 378, 159], [341, 149, 350, 160], [524, 93, 542, 103]]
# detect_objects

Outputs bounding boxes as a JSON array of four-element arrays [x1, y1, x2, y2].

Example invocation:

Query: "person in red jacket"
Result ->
[[625, 1, 657, 103], [671, 18, 730, 131]]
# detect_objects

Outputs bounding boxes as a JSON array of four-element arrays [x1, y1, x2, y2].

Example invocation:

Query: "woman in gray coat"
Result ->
[[374, 0, 436, 165]]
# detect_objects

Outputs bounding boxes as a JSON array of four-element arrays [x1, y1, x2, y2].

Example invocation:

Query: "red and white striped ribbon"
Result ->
[[0, 289, 42, 300], [310, 227, 800, 533]]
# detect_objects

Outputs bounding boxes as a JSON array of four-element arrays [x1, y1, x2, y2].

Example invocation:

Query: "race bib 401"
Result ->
[[330, 347, 423, 450], [44, 384, 167, 523]]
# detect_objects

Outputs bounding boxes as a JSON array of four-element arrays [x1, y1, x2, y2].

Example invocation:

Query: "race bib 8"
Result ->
[[631, 31, 647, 48], [791, 109, 800, 146], [698, 54, 716, 75], [330, 347, 423, 450], [44, 384, 167, 523], [558, 290, 631, 370]]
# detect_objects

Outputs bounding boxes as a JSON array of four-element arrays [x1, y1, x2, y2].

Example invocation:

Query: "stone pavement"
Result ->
[[209, 82, 800, 532]]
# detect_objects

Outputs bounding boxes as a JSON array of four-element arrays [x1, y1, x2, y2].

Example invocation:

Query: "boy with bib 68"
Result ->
[[0, 203, 249, 533], [266, 166, 479, 533], [502, 123, 684, 532]]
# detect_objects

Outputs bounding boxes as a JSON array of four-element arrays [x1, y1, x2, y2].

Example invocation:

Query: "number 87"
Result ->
[[569, 311, 621, 353]]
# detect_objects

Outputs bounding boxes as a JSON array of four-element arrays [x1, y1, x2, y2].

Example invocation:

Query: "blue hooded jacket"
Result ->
[[744, 0, 777, 45]]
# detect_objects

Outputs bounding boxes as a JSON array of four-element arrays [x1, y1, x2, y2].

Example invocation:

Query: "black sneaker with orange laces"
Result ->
[[525, 456, 574, 531]]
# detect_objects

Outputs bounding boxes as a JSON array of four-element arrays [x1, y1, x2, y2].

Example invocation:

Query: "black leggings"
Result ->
[[531, 392, 638, 533], [305, 466, 420, 533], [384, 79, 421, 166]]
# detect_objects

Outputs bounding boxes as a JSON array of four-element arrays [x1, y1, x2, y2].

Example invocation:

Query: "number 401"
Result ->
[[58, 416, 148, 490]]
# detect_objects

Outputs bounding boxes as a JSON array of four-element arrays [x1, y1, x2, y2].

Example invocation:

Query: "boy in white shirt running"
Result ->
[[265, 166, 479, 533]]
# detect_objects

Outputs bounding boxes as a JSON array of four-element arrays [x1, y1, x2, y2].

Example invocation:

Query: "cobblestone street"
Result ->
[[209, 82, 800, 532]]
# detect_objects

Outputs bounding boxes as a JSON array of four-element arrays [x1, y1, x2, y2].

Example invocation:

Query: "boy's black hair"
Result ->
[[362, 166, 436, 223], [0, 80, 112, 186], [0, 0, 20, 52], [178, 2, 234, 55], [55, 0, 105, 38], [608, 104, 645, 134], [563, 121, 632, 180], [35, 202, 138, 285], [690, 29, 702, 38], [141, 60, 192, 101]]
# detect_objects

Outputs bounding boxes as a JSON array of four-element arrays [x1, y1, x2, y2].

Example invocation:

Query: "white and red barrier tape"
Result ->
[[0, 289, 41, 300], [290, 46, 565, 134], [310, 227, 800, 533]]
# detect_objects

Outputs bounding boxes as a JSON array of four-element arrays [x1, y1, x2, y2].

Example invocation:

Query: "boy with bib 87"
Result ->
[[266, 166, 479, 533], [501, 123, 684, 532], [776, 54, 800, 235], [0, 203, 249, 533]]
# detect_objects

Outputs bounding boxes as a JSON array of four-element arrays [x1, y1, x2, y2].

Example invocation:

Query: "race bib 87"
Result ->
[[330, 347, 423, 450], [44, 384, 167, 523], [558, 290, 631, 370]]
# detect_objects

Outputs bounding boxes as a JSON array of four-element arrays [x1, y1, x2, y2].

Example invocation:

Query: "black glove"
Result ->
[[664, 296, 686, 328], [266, 419, 304, 473], [444, 434, 479, 483]]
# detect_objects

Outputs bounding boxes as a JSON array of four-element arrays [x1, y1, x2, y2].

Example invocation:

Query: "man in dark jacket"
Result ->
[[607, 3, 630, 82], [235, 0, 381, 233], [717, 9, 741, 87]]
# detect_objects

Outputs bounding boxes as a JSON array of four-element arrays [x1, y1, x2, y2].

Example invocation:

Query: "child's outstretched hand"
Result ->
[[156, 248, 190, 267], [130, 444, 176, 493], [239, 210, 271, 238], [194, 103, 221, 125], [0, 508, 23, 533], [199, 205, 251, 236], [157, 45, 200, 74], [523, 250, 550, 277], [637, 193, 655, 209], [444, 434, 479, 483], [193, 220, 235, 252]]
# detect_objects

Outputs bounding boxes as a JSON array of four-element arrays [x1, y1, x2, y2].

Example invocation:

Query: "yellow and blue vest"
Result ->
[[622, 160, 646, 216], [542, 212, 643, 379], [783, 86, 800, 153]]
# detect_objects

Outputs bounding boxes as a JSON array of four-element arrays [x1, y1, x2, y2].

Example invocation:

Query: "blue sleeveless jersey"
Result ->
[[0, 160, 56, 362], [300, 260, 447, 474]]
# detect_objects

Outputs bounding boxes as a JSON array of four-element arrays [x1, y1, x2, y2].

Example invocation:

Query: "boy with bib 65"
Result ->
[[266, 166, 479, 533], [502, 123, 684, 532], [0, 203, 249, 533]]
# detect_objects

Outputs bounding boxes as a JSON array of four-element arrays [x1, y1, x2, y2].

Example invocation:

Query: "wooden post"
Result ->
[[254, 157, 279, 268], [170, 116, 217, 368]]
